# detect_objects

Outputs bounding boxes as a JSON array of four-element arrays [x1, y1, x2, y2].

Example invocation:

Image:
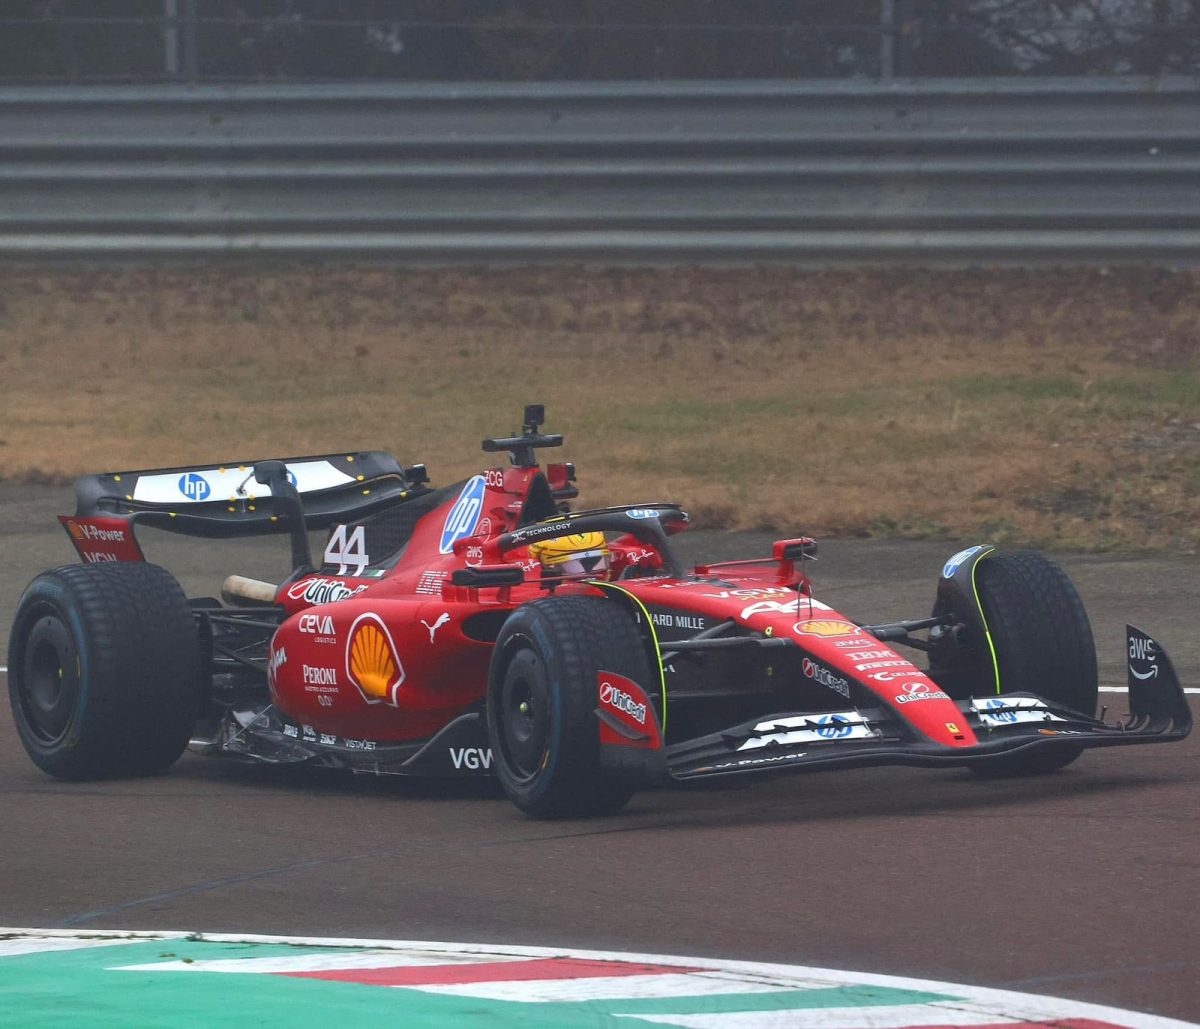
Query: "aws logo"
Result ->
[[345, 613, 406, 706]]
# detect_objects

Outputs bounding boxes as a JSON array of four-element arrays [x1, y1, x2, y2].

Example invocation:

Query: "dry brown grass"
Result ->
[[1, 265, 1197, 551]]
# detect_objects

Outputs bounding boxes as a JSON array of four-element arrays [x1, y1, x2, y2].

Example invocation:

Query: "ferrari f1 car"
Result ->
[[8, 406, 1192, 817]]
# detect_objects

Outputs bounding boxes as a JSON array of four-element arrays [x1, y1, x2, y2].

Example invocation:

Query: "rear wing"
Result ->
[[61, 451, 431, 563]]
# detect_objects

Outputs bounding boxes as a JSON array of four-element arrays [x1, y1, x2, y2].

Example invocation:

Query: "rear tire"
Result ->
[[968, 550, 1098, 778], [7, 563, 202, 780], [486, 596, 650, 818]]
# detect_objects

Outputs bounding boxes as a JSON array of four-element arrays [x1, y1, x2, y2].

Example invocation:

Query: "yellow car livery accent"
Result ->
[[530, 532, 607, 566], [969, 547, 1002, 694]]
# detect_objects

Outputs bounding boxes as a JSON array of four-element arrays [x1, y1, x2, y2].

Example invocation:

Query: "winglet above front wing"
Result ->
[[1127, 624, 1193, 733]]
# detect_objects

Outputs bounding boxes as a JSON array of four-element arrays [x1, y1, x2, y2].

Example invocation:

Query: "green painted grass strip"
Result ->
[[0, 939, 965, 1029]]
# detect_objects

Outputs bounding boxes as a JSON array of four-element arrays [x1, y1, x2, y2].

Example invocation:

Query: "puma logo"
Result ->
[[421, 612, 450, 643]]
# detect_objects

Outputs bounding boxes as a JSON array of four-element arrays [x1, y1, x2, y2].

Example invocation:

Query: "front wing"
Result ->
[[667, 625, 1192, 781]]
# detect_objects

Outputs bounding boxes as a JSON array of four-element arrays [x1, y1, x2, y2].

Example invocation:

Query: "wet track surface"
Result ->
[[1, 485, 1198, 1021]]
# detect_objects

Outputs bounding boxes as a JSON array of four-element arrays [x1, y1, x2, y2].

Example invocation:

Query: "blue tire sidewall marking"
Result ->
[[942, 544, 985, 580]]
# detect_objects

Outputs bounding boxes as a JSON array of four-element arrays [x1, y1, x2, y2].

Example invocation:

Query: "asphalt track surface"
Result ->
[[1, 484, 1198, 1022]]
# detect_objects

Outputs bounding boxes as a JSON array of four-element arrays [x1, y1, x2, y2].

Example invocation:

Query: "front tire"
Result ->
[[8, 562, 202, 780], [486, 596, 651, 818], [968, 550, 1098, 778]]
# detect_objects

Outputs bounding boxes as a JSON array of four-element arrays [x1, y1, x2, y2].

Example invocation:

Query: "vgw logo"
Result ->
[[449, 747, 493, 770], [440, 475, 487, 554], [178, 472, 211, 501]]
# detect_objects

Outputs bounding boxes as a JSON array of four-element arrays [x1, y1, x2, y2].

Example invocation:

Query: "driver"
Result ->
[[528, 532, 610, 578]]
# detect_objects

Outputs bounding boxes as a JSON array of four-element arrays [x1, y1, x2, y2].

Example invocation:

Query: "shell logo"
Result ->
[[67, 521, 85, 541], [345, 613, 405, 706], [793, 619, 861, 638]]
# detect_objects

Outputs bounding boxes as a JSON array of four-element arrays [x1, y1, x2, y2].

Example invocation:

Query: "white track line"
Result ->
[[0, 936, 146, 958], [1101, 686, 1200, 694]]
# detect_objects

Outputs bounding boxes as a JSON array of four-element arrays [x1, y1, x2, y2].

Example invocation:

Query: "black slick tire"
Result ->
[[969, 550, 1098, 778], [7, 562, 202, 780], [486, 596, 651, 818]]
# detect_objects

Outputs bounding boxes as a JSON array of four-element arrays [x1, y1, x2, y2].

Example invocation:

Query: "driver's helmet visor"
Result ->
[[528, 532, 610, 576], [553, 549, 609, 576]]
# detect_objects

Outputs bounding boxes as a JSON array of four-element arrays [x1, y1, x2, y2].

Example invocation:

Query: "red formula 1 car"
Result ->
[[8, 406, 1192, 817]]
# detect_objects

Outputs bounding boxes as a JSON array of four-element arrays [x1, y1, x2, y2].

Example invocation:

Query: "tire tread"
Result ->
[[488, 595, 650, 818], [8, 562, 200, 779], [969, 550, 1098, 778]]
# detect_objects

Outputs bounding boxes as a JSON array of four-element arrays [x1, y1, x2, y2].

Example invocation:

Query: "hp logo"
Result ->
[[178, 472, 211, 501], [816, 715, 852, 739], [984, 699, 1017, 724], [439, 475, 486, 554]]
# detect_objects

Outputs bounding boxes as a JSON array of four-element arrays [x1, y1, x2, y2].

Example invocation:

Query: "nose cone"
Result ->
[[889, 680, 977, 746]]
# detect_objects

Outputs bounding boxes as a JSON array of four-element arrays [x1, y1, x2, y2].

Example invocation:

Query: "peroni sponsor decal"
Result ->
[[302, 666, 337, 686]]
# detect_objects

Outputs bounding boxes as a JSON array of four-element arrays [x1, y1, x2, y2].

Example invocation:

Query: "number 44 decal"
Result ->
[[324, 524, 369, 576]]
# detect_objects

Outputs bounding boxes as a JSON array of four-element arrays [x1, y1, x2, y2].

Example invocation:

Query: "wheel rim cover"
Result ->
[[20, 613, 79, 745], [500, 648, 549, 780]]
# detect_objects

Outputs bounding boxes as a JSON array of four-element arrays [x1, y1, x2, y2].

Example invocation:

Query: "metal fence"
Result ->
[[4, 5, 1200, 83], [1, 78, 1198, 263]]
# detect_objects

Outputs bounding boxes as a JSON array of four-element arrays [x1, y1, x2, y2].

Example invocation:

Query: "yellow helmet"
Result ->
[[528, 532, 610, 577]]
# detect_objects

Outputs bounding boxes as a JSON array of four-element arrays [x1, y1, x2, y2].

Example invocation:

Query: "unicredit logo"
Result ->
[[801, 657, 850, 693], [287, 578, 367, 605], [895, 682, 951, 704], [599, 681, 647, 724]]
